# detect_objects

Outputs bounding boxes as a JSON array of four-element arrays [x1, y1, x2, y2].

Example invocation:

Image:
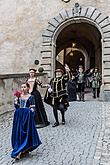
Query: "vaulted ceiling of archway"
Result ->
[[56, 22, 101, 55]]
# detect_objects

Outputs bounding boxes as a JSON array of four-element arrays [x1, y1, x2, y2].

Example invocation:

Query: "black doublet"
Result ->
[[50, 73, 69, 109], [50, 73, 68, 98]]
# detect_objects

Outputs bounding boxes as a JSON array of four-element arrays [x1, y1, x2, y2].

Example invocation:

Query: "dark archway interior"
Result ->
[[66, 50, 85, 71], [56, 22, 102, 73]]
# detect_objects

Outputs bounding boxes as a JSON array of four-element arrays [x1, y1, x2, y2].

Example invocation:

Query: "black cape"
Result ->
[[67, 79, 77, 101]]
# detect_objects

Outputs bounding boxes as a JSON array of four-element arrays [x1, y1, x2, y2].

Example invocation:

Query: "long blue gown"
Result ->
[[11, 95, 42, 158]]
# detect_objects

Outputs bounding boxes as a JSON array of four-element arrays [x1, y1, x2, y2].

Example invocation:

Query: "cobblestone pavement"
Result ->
[[95, 102, 110, 165], [0, 98, 106, 165]]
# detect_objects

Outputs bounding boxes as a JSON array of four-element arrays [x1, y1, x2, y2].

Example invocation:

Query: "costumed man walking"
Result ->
[[48, 65, 70, 127], [90, 68, 102, 98], [76, 66, 86, 101]]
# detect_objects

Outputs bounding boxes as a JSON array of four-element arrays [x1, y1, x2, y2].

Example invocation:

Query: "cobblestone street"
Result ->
[[1, 96, 108, 165]]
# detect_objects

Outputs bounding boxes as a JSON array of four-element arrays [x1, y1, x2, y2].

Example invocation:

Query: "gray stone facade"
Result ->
[[1, 1, 110, 101]]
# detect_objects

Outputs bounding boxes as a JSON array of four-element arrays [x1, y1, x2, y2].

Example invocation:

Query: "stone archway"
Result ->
[[41, 3, 110, 101]]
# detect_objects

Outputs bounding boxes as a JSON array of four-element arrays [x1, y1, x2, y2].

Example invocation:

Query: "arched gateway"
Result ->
[[41, 3, 110, 101]]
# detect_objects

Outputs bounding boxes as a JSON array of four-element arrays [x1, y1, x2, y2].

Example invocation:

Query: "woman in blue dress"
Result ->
[[11, 82, 42, 160]]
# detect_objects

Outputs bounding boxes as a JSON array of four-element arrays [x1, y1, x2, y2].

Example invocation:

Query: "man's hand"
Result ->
[[48, 87, 52, 93], [65, 64, 70, 72], [90, 68, 94, 73]]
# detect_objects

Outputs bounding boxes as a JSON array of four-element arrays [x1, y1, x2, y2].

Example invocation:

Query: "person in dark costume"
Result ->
[[27, 68, 50, 128], [67, 74, 77, 101], [11, 83, 41, 160], [76, 66, 86, 102], [90, 68, 102, 98], [48, 65, 70, 127], [76, 66, 94, 101]]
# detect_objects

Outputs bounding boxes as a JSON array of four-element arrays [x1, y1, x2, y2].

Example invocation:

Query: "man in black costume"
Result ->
[[76, 66, 94, 101], [49, 65, 70, 127], [76, 66, 86, 102]]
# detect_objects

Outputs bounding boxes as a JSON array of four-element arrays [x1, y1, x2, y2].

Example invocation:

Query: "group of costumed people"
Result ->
[[67, 65, 102, 102], [11, 64, 102, 160], [11, 65, 70, 160]]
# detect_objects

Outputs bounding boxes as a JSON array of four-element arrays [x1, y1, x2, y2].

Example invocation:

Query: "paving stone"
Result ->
[[0, 98, 108, 165]]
